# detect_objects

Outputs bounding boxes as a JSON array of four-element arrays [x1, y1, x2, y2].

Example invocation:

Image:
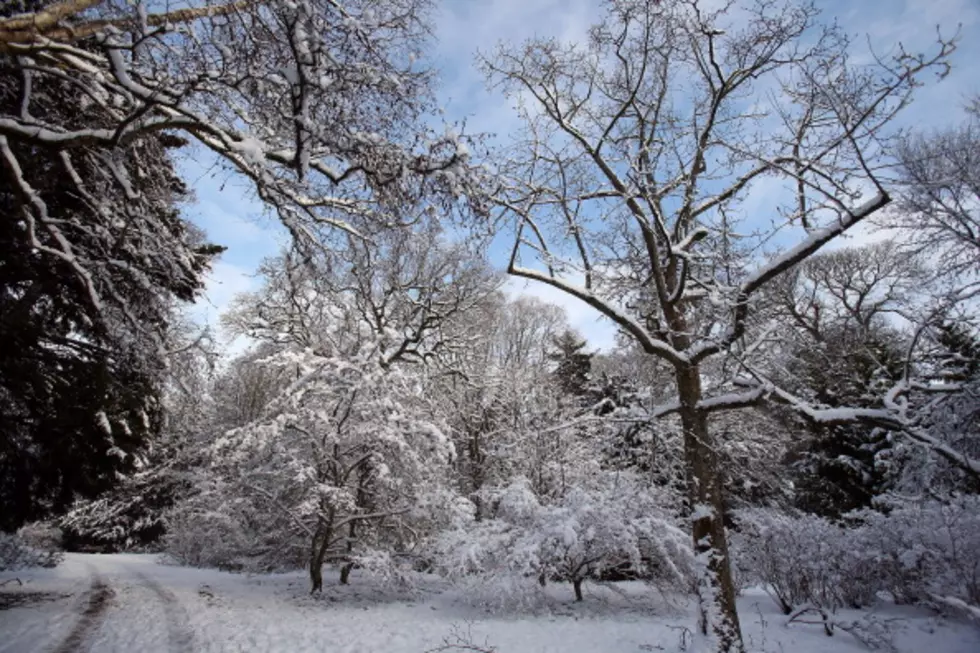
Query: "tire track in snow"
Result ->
[[132, 571, 194, 653], [51, 572, 113, 653]]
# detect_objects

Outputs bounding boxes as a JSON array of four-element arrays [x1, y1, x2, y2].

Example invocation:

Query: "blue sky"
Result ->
[[184, 0, 980, 353]]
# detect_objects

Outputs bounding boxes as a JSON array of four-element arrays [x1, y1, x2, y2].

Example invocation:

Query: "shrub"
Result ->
[[163, 492, 306, 572], [850, 496, 980, 607], [732, 499, 980, 615], [732, 509, 876, 613], [433, 476, 693, 606], [16, 521, 63, 551], [0, 532, 63, 571]]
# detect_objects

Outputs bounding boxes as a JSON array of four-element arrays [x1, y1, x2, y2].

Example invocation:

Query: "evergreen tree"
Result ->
[[934, 321, 980, 383], [548, 330, 593, 400], [57, 326, 217, 551], [880, 321, 980, 497], [786, 330, 905, 518], [0, 6, 221, 530]]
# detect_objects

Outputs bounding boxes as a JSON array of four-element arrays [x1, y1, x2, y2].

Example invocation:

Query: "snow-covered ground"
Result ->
[[1, 554, 977, 653]]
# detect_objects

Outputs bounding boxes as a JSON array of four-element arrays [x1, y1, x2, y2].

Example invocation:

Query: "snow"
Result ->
[[2, 554, 977, 653], [96, 411, 112, 436], [230, 137, 267, 166]]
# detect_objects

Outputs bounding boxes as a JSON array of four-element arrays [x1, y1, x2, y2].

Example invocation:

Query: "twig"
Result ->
[[425, 622, 497, 653]]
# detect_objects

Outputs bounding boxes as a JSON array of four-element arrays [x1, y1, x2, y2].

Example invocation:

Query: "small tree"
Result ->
[[435, 475, 692, 605], [209, 343, 455, 592], [549, 330, 594, 398]]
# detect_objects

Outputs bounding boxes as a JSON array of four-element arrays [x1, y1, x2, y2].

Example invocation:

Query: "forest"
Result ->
[[0, 1, 978, 652]]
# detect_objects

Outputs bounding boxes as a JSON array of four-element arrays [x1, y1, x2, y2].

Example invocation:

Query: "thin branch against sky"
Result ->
[[185, 0, 980, 351]]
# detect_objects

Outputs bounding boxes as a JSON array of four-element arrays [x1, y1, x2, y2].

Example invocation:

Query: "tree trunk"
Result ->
[[309, 548, 324, 594], [573, 578, 583, 602], [309, 515, 334, 594], [676, 364, 744, 653], [339, 520, 356, 585]]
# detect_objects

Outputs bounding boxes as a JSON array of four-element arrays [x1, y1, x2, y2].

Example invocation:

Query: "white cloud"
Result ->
[[189, 260, 259, 340], [502, 276, 619, 352]]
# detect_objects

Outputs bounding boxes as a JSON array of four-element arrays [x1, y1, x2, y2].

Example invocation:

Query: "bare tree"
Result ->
[[1, 0, 486, 336], [482, 1, 955, 649], [769, 241, 923, 338], [887, 98, 980, 297], [226, 223, 500, 367], [212, 344, 284, 430], [434, 294, 574, 517]]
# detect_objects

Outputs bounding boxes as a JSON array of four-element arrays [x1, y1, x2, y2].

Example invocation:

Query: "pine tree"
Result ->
[[935, 321, 980, 383], [786, 330, 905, 518], [548, 330, 593, 400], [0, 6, 222, 529]]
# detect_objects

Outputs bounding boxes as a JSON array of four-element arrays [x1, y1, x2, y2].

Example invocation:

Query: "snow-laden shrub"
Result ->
[[850, 497, 980, 608], [352, 550, 421, 590], [163, 476, 307, 572], [167, 344, 460, 591], [731, 509, 876, 613], [733, 499, 980, 615], [434, 475, 693, 606], [0, 532, 63, 571], [16, 521, 63, 551]]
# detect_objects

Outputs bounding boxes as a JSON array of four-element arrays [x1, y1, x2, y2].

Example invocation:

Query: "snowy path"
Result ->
[[50, 569, 113, 653], [2, 554, 979, 653], [0, 555, 199, 653]]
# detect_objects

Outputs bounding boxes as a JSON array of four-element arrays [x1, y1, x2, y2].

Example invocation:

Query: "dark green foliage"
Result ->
[[59, 460, 190, 552], [0, 28, 221, 531], [786, 330, 906, 519], [934, 321, 980, 383], [548, 330, 593, 399], [593, 373, 686, 497], [1, 0, 48, 16], [789, 425, 891, 518]]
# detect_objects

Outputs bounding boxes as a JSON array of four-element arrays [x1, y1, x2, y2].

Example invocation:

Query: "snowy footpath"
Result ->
[[1, 553, 978, 653]]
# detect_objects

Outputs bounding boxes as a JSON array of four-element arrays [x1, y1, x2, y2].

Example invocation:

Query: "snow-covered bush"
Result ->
[[850, 497, 980, 608], [434, 475, 692, 605], [733, 500, 980, 615], [0, 532, 63, 571], [16, 521, 62, 551], [168, 342, 458, 591], [164, 477, 307, 572], [163, 507, 242, 570], [731, 509, 876, 613]]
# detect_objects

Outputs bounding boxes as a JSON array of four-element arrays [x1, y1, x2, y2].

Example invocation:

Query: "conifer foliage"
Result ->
[[0, 1, 221, 530]]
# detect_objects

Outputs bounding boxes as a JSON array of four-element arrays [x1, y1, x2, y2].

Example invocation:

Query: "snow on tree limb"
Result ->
[[484, 3, 957, 646], [1, 0, 487, 336], [508, 264, 687, 367], [730, 375, 980, 479], [690, 192, 891, 365]]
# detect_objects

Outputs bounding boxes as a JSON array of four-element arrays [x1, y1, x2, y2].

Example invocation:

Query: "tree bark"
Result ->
[[309, 515, 334, 594], [339, 519, 356, 585], [573, 578, 584, 602], [676, 363, 744, 653], [309, 546, 324, 594]]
